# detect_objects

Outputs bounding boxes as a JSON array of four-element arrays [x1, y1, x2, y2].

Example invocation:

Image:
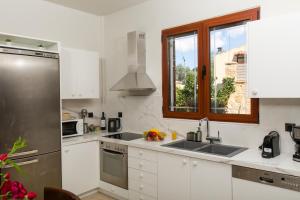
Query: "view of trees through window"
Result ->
[[168, 32, 198, 112], [210, 22, 251, 114]]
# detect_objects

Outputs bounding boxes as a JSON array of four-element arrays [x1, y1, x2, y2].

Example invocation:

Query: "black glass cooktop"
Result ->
[[104, 132, 143, 141]]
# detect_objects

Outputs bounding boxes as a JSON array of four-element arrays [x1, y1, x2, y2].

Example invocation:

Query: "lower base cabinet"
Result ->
[[190, 158, 232, 200], [157, 153, 190, 200], [157, 153, 232, 200], [62, 141, 99, 195], [128, 147, 158, 200]]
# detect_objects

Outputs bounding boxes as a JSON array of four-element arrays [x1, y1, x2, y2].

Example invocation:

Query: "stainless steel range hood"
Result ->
[[110, 31, 156, 94]]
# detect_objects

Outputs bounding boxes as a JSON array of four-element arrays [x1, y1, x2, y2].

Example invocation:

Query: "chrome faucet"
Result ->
[[199, 117, 222, 144]]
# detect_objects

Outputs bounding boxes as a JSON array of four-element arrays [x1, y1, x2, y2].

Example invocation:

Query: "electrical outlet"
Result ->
[[88, 112, 94, 118], [285, 123, 296, 132], [118, 112, 123, 118]]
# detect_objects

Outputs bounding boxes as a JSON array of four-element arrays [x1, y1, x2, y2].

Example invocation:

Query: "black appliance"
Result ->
[[259, 131, 280, 158], [291, 126, 300, 162], [108, 118, 121, 132], [104, 132, 143, 141]]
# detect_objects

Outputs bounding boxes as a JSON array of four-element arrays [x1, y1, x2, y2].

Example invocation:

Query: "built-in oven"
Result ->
[[100, 141, 128, 189]]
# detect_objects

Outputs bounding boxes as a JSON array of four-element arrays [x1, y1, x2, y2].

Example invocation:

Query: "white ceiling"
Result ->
[[45, 0, 150, 16]]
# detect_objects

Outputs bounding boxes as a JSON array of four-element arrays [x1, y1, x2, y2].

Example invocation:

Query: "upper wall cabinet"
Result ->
[[60, 47, 100, 99], [248, 13, 300, 98]]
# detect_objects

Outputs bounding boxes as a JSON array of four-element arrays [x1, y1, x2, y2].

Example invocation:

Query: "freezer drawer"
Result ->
[[1, 151, 62, 200]]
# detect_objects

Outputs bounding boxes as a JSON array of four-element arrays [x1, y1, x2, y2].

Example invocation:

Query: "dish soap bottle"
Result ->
[[100, 112, 106, 130], [195, 122, 202, 142]]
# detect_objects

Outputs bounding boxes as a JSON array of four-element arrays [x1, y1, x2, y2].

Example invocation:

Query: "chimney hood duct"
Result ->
[[110, 31, 156, 93]]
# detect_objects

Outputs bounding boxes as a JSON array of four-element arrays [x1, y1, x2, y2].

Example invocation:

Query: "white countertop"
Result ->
[[62, 131, 300, 177]]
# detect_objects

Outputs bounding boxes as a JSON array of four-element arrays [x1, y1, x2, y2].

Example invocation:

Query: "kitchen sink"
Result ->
[[195, 144, 247, 157], [162, 140, 247, 157], [162, 140, 208, 151]]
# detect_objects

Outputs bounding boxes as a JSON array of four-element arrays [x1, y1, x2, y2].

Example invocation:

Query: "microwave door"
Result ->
[[62, 121, 78, 137]]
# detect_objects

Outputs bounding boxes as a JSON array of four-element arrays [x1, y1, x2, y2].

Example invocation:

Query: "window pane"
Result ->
[[167, 32, 198, 112], [210, 22, 251, 114]]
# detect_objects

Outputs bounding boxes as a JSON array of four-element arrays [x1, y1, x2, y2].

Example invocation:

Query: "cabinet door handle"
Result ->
[[139, 151, 143, 156], [3, 159, 39, 169], [183, 159, 187, 165], [9, 150, 38, 158], [64, 149, 70, 153], [193, 161, 198, 167], [139, 162, 143, 168], [252, 90, 258, 96], [139, 173, 144, 178]]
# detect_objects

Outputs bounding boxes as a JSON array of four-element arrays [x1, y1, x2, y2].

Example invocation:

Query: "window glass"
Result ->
[[167, 32, 198, 112], [210, 22, 251, 114]]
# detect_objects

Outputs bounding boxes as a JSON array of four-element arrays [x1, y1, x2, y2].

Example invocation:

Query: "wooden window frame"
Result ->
[[162, 7, 260, 123]]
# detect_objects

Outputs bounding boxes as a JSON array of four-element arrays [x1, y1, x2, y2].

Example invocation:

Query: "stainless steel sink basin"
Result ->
[[162, 140, 247, 157], [162, 140, 208, 151], [195, 144, 247, 157]]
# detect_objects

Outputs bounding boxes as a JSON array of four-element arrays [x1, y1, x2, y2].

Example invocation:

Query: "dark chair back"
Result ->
[[44, 187, 80, 200]]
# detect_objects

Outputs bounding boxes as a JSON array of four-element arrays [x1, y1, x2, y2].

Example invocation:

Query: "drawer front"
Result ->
[[129, 147, 157, 162], [129, 168, 157, 186], [129, 157, 157, 174], [129, 180, 157, 198], [129, 190, 156, 200], [99, 181, 129, 199]]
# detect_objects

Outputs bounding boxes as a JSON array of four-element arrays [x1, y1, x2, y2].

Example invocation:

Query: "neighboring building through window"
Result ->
[[162, 8, 259, 123]]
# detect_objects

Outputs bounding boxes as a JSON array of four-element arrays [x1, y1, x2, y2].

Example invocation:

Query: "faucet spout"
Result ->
[[199, 117, 222, 144], [199, 117, 209, 138]]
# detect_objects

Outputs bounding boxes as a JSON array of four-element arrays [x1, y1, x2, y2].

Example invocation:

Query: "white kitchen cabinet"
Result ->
[[62, 141, 99, 195], [157, 153, 189, 200], [128, 147, 158, 200], [190, 158, 232, 200], [60, 47, 100, 99], [248, 13, 300, 98]]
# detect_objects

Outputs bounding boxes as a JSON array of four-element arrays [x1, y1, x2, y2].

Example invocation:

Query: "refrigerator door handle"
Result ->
[[3, 159, 39, 169], [8, 150, 38, 159]]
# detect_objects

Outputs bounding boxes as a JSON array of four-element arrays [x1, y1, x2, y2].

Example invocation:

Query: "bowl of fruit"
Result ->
[[144, 129, 166, 142]]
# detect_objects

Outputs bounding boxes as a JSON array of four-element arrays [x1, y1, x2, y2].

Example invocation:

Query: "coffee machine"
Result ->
[[259, 131, 280, 158], [292, 126, 300, 162]]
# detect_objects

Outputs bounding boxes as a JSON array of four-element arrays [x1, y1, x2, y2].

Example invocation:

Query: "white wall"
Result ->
[[0, 0, 102, 51], [0, 0, 105, 122], [103, 0, 300, 154]]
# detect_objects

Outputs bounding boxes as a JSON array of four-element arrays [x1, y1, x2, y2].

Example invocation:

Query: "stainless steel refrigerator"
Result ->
[[0, 47, 62, 200]]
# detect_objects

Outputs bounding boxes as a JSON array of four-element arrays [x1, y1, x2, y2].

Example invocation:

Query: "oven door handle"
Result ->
[[102, 149, 125, 156]]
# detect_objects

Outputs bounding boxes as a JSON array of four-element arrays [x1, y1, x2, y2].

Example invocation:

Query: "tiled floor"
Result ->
[[81, 192, 115, 200]]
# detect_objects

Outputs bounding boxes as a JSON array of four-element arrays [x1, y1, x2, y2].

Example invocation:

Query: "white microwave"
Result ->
[[62, 119, 84, 138]]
